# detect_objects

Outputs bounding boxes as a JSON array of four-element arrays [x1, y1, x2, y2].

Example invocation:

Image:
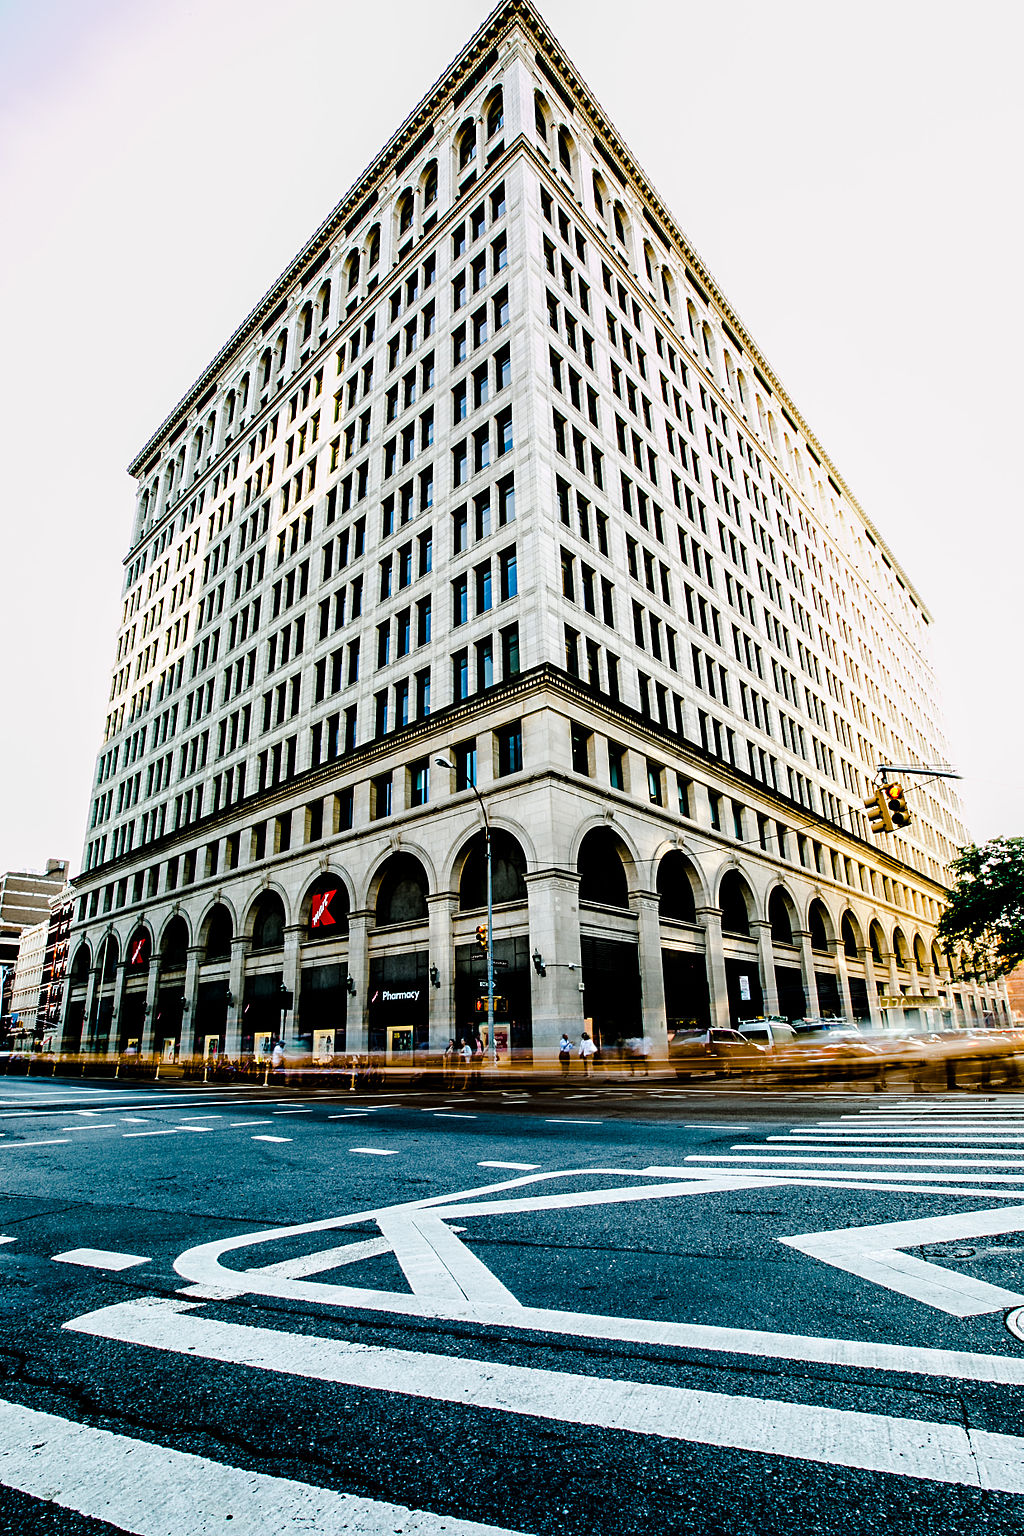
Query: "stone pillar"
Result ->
[[634, 889, 667, 1053], [82, 965, 100, 1052], [887, 951, 902, 1001], [140, 963, 161, 1055], [795, 930, 819, 1019], [860, 947, 883, 1028], [183, 945, 203, 1055], [224, 938, 250, 1055], [427, 891, 457, 1052], [345, 910, 372, 1054], [751, 921, 779, 1015], [108, 963, 130, 1055], [697, 907, 731, 1030], [282, 926, 303, 1037], [830, 940, 854, 1023], [525, 869, 584, 1060]]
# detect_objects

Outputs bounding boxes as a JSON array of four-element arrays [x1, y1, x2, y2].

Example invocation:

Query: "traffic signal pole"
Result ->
[[485, 815, 495, 1066]]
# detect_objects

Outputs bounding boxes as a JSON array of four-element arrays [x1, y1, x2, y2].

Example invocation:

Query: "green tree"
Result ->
[[937, 836, 1024, 979]]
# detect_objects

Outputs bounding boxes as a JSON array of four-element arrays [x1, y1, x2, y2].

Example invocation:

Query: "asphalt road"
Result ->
[[0, 1074, 1023, 1535]]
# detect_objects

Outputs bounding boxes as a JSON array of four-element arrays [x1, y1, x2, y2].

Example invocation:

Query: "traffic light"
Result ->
[[475, 924, 488, 951], [885, 782, 912, 828], [864, 788, 893, 836]]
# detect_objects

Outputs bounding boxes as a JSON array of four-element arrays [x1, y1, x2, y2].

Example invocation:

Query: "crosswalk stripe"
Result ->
[[0, 1395, 528, 1535], [62, 1298, 1024, 1493]]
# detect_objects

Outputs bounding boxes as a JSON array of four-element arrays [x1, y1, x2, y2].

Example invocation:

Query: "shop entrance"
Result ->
[[386, 1025, 414, 1063]]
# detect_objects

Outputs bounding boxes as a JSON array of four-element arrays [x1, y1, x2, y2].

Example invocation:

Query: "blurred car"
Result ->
[[669, 1028, 765, 1079], [737, 1020, 799, 1051]]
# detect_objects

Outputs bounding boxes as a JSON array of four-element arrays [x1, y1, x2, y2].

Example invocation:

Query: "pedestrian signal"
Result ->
[[475, 924, 488, 950], [885, 782, 912, 828], [864, 788, 893, 836]]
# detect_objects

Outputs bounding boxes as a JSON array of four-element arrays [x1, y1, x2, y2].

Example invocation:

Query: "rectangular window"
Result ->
[[453, 574, 468, 625], [454, 738, 477, 788], [500, 622, 520, 677], [647, 761, 664, 805], [371, 772, 392, 820], [408, 759, 429, 807], [495, 721, 523, 777], [452, 648, 469, 701], [570, 724, 592, 776], [499, 546, 517, 600], [608, 742, 626, 791]]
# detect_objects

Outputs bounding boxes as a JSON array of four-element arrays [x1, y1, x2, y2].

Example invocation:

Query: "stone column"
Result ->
[[282, 926, 303, 1037], [634, 889, 667, 1053], [183, 945, 203, 1055], [140, 963, 161, 1055], [697, 906, 731, 1030], [751, 921, 779, 1015], [887, 951, 902, 1001], [224, 937, 250, 1055], [525, 869, 584, 1060], [108, 962, 130, 1055], [427, 891, 457, 1052], [345, 910, 372, 1054], [829, 940, 854, 1023], [82, 965, 101, 1052], [860, 947, 883, 1028], [794, 930, 819, 1019]]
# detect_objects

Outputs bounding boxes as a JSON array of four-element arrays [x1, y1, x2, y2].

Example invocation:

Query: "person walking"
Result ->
[[558, 1034, 573, 1076], [442, 1038, 457, 1090], [458, 1037, 473, 1089], [578, 1031, 597, 1076]]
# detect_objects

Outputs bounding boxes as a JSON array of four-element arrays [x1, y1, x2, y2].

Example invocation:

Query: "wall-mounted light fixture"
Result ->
[[345, 975, 357, 996], [429, 964, 441, 989], [532, 949, 546, 976]]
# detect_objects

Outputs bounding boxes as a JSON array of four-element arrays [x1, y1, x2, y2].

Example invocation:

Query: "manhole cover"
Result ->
[[1006, 1307, 1024, 1343]]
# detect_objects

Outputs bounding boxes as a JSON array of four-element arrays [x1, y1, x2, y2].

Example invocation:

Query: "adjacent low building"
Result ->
[[61, 1, 1005, 1063]]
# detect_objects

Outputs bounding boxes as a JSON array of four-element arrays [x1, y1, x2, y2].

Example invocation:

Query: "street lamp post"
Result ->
[[436, 756, 497, 1066]]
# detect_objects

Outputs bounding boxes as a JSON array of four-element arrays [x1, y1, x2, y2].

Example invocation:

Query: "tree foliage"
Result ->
[[937, 837, 1024, 980]]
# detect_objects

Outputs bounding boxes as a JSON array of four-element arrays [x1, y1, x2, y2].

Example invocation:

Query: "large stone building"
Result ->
[[61, 1, 1005, 1064]]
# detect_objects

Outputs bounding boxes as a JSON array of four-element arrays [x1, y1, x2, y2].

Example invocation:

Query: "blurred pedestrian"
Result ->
[[578, 1031, 597, 1076], [558, 1033, 573, 1075]]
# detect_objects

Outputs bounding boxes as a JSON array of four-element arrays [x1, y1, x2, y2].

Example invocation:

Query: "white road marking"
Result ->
[[545, 1119, 603, 1125], [478, 1162, 539, 1171], [230, 1120, 272, 1127], [61, 1125, 115, 1133], [52, 1249, 150, 1271], [252, 1136, 291, 1144], [0, 1394, 528, 1536], [707, 1154, 1024, 1171], [779, 1207, 1024, 1316], [434, 1113, 477, 1119], [350, 1147, 399, 1156], [0, 1237, 15, 1246], [64, 1299, 1024, 1493], [119, 1118, 149, 1124], [273, 1108, 312, 1115], [0, 1139, 69, 1150]]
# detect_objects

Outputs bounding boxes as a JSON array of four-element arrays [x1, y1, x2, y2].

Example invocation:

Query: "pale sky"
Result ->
[[1, 0, 1021, 877]]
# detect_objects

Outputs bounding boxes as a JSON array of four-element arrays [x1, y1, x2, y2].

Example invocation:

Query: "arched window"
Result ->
[[657, 851, 698, 924], [869, 922, 885, 967], [366, 225, 380, 268], [239, 372, 250, 410], [126, 927, 151, 970], [300, 302, 313, 343], [70, 942, 91, 985], [557, 127, 574, 177], [318, 280, 331, 327], [375, 853, 429, 925], [612, 202, 627, 246], [592, 171, 606, 216], [250, 892, 285, 951], [719, 871, 752, 936], [274, 329, 288, 373], [100, 933, 120, 983], [457, 830, 527, 911], [534, 91, 549, 141], [397, 190, 414, 236], [259, 349, 272, 390], [661, 266, 673, 308], [345, 248, 360, 293], [768, 888, 795, 946], [302, 875, 350, 939], [841, 913, 860, 959], [808, 900, 831, 954], [577, 827, 630, 909], [422, 161, 438, 207], [485, 90, 504, 139], [202, 904, 233, 963], [457, 121, 477, 171], [160, 916, 189, 971], [643, 242, 656, 283]]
